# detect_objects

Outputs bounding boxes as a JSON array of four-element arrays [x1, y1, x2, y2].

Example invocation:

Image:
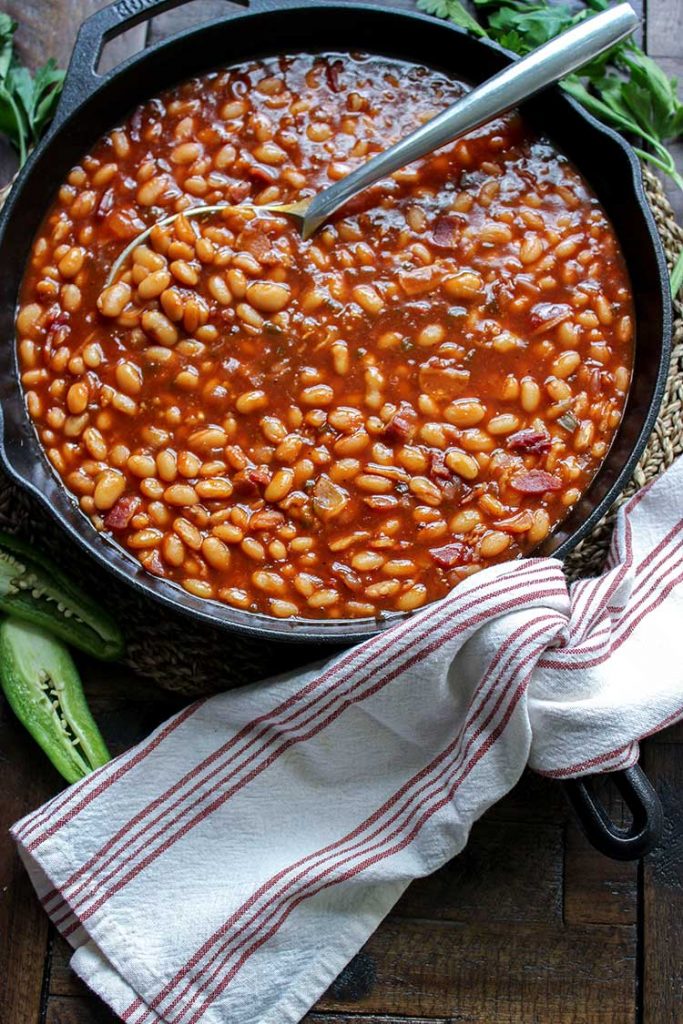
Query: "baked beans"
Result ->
[[16, 53, 633, 620]]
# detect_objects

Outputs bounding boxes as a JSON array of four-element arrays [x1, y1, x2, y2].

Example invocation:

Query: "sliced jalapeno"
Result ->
[[0, 618, 110, 783], [0, 531, 123, 659]]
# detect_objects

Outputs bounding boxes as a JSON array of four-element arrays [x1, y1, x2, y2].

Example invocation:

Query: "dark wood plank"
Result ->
[[44, 997, 460, 1024], [0, 701, 61, 1024], [642, 740, 683, 1024], [46, 996, 117, 1024], [49, 916, 637, 1024], [307, 1017, 457, 1023], [564, 821, 638, 926], [564, 774, 638, 927], [316, 919, 636, 1021], [397, 820, 563, 924], [649, 719, 683, 746], [50, 936, 85, 999]]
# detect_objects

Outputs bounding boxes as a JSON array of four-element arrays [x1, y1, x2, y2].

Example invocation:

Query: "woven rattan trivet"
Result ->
[[1, 166, 681, 697]]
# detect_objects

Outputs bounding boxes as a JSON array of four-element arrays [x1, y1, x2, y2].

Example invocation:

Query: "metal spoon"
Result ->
[[107, 2, 637, 284]]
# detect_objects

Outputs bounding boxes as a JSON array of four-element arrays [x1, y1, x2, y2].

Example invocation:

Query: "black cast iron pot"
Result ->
[[0, 0, 670, 857]]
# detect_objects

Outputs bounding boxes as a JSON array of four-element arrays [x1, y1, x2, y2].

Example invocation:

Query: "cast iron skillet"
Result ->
[[0, 0, 670, 857]]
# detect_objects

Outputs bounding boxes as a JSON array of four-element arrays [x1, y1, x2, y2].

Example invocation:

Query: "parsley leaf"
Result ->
[[618, 50, 683, 142], [417, 0, 487, 38], [0, 14, 16, 81], [0, 17, 64, 168], [482, 1, 579, 52], [31, 60, 65, 138]]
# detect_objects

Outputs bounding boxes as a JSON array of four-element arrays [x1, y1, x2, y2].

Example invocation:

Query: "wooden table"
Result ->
[[1, 2, 682, 1022]]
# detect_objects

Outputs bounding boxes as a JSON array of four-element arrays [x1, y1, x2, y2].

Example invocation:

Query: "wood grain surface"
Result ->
[[0, 2, 682, 1023]]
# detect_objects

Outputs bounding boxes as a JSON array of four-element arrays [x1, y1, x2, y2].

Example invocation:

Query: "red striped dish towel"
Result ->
[[12, 457, 683, 1024]]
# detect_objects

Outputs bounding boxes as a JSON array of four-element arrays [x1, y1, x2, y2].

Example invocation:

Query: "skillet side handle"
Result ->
[[51, 0, 253, 130], [564, 763, 663, 861]]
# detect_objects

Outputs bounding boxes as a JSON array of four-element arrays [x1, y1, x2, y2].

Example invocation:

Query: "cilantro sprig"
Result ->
[[417, 0, 683, 297], [0, 13, 64, 169]]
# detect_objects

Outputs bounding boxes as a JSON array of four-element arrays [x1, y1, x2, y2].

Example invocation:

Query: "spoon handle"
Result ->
[[301, 2, 638, 238]]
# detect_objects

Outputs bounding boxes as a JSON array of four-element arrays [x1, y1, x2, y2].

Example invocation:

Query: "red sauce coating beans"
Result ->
[[17, 54, 634, 620]]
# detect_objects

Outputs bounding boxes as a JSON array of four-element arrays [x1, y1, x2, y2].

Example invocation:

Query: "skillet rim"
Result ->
[[0, 0, 672, 642]]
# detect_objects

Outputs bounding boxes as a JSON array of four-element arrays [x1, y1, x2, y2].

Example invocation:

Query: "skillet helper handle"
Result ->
[[52, 0, 255, 129], [564, 763, 663, 861]]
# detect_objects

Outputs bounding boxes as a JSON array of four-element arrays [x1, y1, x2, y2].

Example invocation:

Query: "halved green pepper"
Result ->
[[0, 618, 110, 783], [0, 531, 123, 659]]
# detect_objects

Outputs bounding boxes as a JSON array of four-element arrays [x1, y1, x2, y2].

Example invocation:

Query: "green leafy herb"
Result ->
[[420, 0, 683, 297], [479, 0, 580, 51], [417, 0, 487, 37], [0, 15, 64, 168]]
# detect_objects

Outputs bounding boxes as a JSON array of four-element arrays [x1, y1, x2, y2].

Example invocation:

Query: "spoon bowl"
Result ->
[[105, 200, 309, 286]]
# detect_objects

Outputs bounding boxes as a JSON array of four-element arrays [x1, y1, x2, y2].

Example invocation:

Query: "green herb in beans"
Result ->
[[0, 617, 110, 783], [0, 13, 64, 168], [0, 532, 124, 659], [417, 0, 683, 298]]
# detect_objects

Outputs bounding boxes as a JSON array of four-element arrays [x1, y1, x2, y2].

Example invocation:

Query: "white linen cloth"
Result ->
[[11, 457, 683, 1024]]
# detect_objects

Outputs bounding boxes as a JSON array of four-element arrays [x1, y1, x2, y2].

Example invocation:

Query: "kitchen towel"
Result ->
[[11, 455, 683, 1024]]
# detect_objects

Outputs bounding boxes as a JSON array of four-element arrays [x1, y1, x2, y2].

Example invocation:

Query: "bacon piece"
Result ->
[[227, 181, 250, 203], [246, 466, 271, 487], [326, 60, 343, 93], [245, 161, 278, 185], [237, 226, 278, 264], [96, 187, 115, 222], [45, 322, 71, 349], [104, 207, 146, 240], [384, 403, 417, 443], [529, 302, 573, 334], [419, 360, 471, 399], [331, 561, 362, 592], [384, 413, 414, 442], [129, 107, 143, 139], [363, 495, 399, 510], [232, 465, 271, 496], [430, 214, 460, 249], [398, 265, 443, 296], [250, 509, 285, 530], [511, 469, 563, 494], [489, 450, 522, 474], [43, 307, 69, 332], [493, 510, 534, 533], [430, 541, 475, 569], [142, 549, 165, 576], [104, 495, 141, 530], [506, 428, 552, 456], [429, 450, 451, 481], [312, 475, 350, 522]]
